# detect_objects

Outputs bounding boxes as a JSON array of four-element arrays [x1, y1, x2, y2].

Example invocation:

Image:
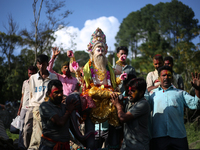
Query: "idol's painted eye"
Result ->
[[96, 47, 104, 53]]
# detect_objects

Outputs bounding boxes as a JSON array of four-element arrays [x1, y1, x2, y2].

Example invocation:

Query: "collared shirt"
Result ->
[[146, 69, 160, 89], [117, 65, 136, 93], [21, 79, 30, 109], [29, 71, 57, 107], [147, 86, 200, 138], [39, 100, 70, 147], [47, 58, 78, 96]]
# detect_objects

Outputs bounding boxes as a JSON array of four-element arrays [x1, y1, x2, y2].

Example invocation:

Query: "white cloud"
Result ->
[[53, 16, 120, 53]]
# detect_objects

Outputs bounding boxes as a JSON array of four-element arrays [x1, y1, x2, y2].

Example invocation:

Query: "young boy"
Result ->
[[47, 47, 78, 96]]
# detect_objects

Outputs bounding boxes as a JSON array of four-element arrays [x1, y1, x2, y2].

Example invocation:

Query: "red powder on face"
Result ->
[[160, 70, 172, 78], [62, 70, 66, 75], [155, 59, 159, 64], [128, 86, 137, 91], [49, 87, 59, 97]]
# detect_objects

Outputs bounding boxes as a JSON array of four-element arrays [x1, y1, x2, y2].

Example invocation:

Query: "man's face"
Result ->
[[49, 85, 63, 105], [164, 60, 173, 68], [128, 86, 140, 102], [61, 65, 70, 76], [153, 59, 163, 70], [117, 50, 127, 61], [36, 61, 48, 73], [160, 70, 172, 89], [28, 69, 36, 78]]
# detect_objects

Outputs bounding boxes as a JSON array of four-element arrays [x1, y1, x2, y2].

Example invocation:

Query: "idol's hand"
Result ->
[[119, 55, 127, 62], [67, 50, 74, 57], [71, 61, 79, 71], [120, 72, 127, 80]]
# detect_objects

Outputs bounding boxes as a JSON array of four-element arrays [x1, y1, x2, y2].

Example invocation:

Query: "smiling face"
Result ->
[[160, 70, 172, 90], [49, 85, 63, 105]]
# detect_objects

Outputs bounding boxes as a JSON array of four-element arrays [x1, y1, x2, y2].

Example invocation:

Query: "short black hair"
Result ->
[[28, 66, 37, 72], [46, 79, 62, 96], [164, 56, 173, 64], [123, 74, 137, 86], [116, 46, 128, 54], [153, 54, 163, 61], [128, 77, 146, 94], [37, 54, 49, 64], [158, 66, 173, 75]]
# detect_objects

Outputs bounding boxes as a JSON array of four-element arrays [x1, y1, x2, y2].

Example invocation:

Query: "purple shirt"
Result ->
[[47, 58, 78, 96]]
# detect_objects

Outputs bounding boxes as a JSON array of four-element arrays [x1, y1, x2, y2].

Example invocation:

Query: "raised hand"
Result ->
[[52, 47, 60, 58], [191, 72, 200, 90]]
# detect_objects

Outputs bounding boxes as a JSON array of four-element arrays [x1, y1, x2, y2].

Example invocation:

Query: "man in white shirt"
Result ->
[[17, 66, 37, 149], [28, 54, 57, 150]]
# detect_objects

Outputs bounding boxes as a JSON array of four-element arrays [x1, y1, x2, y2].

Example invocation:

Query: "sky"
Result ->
[[0, 0, 200, 55]]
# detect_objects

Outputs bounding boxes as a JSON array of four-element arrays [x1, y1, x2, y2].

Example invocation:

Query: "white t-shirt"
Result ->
[[21, 79, 30, 109], [29, 71, 57, 107]]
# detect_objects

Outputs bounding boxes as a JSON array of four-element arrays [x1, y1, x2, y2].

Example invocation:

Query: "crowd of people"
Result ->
[[13, 28, 200, 150]]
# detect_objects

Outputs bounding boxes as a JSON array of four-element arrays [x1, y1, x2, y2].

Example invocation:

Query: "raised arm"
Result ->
[[47, 47, 60, 74], [191, 72, 200, 98]]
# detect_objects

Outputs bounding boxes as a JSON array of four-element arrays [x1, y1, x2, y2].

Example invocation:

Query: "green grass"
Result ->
[[6, 129, 19, 141], [186, 123, 200, 149]]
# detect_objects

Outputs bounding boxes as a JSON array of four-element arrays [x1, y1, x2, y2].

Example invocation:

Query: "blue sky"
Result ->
[[0, 0, 200, 54]]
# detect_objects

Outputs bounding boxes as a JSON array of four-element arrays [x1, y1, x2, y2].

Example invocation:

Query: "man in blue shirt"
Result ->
[[148, 66, 200, 150]]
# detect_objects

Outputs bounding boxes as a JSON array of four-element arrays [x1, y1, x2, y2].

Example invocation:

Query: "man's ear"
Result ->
[[158, 77, 161, 81], [117, 53, 120, 58]]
